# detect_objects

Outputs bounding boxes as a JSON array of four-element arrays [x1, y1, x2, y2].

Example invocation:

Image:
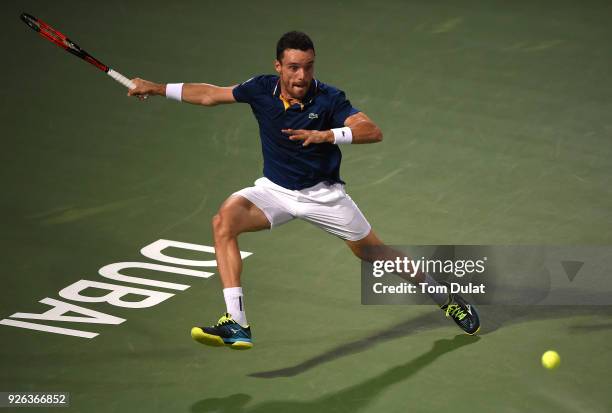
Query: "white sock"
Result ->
[[223, 287, 248, 327]]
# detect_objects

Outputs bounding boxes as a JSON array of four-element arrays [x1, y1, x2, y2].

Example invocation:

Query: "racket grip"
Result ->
[[107, 69, 136, 89]]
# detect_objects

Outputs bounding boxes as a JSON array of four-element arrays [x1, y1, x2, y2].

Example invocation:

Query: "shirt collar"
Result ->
[[273, 78, 319, 107]]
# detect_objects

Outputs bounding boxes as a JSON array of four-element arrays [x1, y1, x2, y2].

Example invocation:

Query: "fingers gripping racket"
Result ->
[[20, 12, 136, 90]]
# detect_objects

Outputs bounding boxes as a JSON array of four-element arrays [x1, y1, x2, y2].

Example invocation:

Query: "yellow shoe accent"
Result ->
[[229, 341, 253, 350], [191, 327, 224, 347]]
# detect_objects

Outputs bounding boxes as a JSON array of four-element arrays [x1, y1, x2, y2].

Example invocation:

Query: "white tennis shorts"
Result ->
[[232, 177, 371, 241]]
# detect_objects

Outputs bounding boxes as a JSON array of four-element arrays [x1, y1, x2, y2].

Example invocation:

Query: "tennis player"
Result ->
[[128, 31, 480, 349]]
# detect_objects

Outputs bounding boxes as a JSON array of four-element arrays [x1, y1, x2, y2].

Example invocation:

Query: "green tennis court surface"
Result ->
[[2, 0, 612, 411]]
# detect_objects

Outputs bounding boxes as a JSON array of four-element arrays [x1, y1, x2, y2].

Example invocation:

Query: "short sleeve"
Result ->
[[232, 76, 265, 104], [331, 91, 360, 128]]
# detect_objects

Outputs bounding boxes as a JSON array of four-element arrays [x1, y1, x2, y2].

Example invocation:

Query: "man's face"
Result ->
[[274, 48, 315, 100]]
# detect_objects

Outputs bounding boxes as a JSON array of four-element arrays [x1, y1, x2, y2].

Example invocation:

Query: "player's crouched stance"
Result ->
[[129, 31, 480, 350]]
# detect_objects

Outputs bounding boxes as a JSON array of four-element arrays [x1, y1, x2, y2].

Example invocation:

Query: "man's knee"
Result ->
[[348, 238, 385, 263], [346, 231, 393, 263], [212, 207, 238, 240]]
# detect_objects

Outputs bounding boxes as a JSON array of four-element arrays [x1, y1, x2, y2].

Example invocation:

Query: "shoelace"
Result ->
[[214, 315, 235, 327], [445, 304, 467, 321]]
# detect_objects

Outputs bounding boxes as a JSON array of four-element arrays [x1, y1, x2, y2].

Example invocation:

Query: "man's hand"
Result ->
[[282, 129, 334, 146], [127, 78, 165, 100]]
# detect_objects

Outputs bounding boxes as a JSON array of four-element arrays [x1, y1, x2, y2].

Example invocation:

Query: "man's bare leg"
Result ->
[[212, 195, 271, 288], [191, 195, 270, 349]]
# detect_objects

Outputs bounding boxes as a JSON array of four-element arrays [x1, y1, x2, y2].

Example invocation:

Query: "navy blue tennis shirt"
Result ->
[[232, 75, 359, 190]]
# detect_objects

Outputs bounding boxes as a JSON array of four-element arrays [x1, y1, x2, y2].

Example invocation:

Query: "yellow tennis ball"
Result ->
[[541, 350, 560, 369]]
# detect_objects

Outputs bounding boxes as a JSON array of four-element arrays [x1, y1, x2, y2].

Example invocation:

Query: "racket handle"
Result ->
[[107, 68, 136, 89]]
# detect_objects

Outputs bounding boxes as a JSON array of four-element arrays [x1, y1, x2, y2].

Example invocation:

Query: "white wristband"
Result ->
[[166, 83, 183, 102], [331, 127, 353, 144]]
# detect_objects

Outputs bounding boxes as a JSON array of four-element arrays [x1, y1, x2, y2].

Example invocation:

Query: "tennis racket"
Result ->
[[20, 12, 136, 90]]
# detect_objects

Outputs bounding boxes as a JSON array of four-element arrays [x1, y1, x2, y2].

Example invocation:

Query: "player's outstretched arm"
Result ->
[[283, 112, 383, 146], [128, 78, 237, 106]]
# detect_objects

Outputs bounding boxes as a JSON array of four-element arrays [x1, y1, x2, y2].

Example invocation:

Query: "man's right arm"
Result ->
[[127, 78, 237, 106]]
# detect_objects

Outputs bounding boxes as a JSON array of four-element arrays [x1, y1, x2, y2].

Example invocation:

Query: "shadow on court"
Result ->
[[249, 305, 612, 378], [191, 335, 479, 413]]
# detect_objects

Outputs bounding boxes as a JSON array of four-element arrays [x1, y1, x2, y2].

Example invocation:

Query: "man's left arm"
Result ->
[[283, 112, 383, 146], [342, 112, 383, 144]]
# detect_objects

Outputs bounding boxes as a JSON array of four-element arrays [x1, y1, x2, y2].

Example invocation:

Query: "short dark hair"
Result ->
[[276, 31, 315, 61]]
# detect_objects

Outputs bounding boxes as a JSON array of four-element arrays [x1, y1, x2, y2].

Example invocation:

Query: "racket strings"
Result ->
[[37, 20, 76, 52]]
